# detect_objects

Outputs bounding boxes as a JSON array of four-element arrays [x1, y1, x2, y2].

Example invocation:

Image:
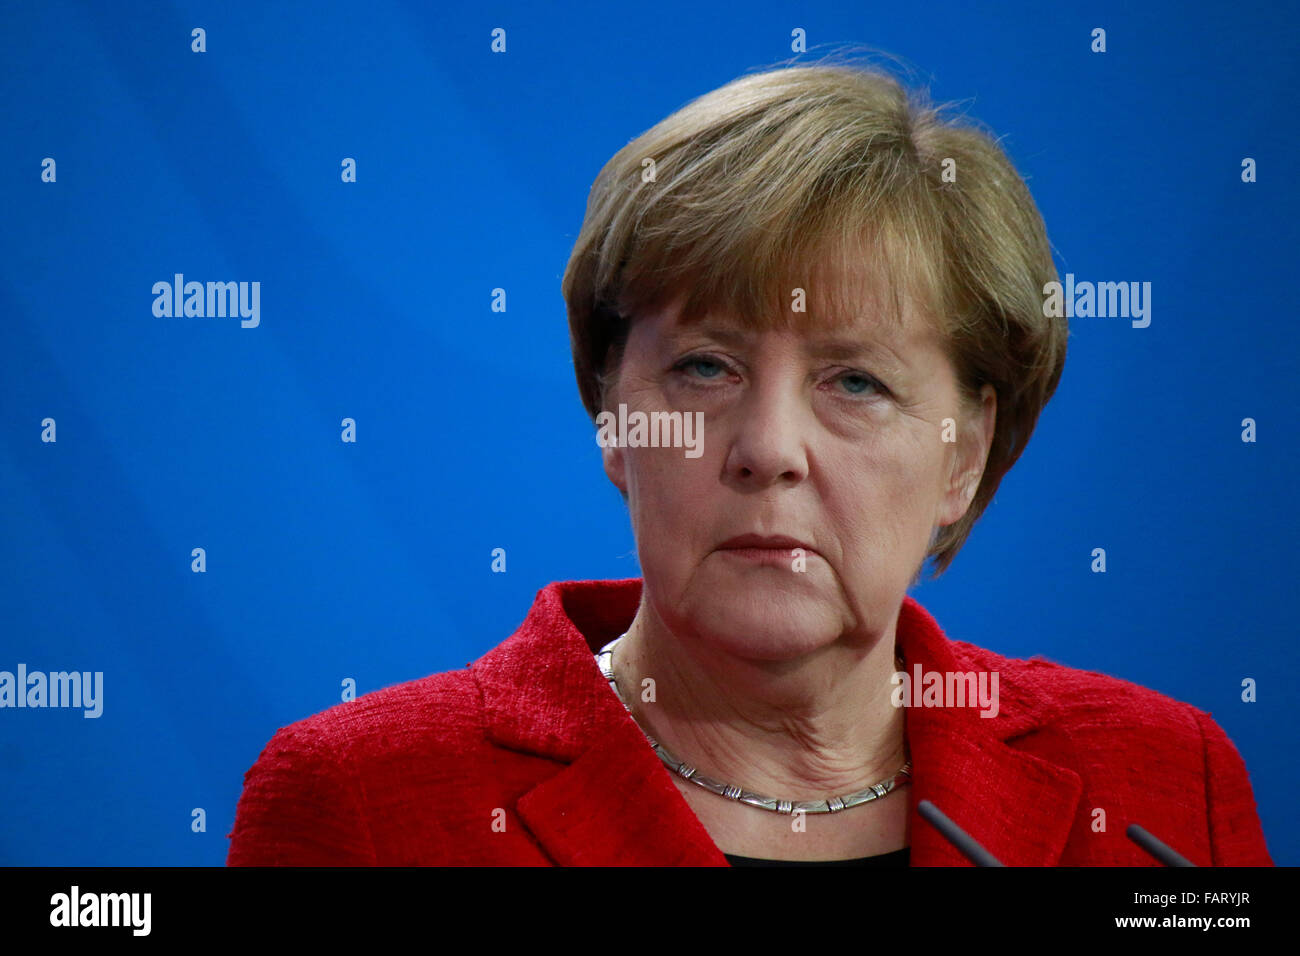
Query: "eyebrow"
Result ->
[[667, 323, 908, 368], [665, 323, 750, 349]]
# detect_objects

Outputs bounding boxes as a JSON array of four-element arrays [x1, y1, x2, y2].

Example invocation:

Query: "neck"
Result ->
[[613, 599, 907, 800]]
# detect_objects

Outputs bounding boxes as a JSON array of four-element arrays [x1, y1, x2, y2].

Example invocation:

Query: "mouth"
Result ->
[[716, 534, 817, 559]]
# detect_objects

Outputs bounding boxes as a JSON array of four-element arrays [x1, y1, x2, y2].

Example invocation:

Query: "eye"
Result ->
[[832, 370, 887, 398], [672, 354, 731, 381]]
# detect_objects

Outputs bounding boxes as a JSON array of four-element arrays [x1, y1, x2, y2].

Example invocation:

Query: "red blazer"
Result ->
[[226, 578, 1273, 866]]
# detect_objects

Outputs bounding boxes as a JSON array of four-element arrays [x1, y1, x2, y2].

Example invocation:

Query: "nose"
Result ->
[[722, 372, 810, 489]]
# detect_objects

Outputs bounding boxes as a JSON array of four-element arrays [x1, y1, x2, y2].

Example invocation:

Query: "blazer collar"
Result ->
[[471, 579, 1082, 865]]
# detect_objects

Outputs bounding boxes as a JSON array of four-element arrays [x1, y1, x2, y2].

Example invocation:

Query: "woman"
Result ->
[[226, 62, 1272, 866]]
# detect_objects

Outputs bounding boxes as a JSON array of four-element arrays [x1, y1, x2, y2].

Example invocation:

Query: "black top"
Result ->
[[725, 846, 910, 867]]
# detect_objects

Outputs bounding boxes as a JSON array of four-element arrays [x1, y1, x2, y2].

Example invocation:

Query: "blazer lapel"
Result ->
[[473, 579, 728, 865], [513, 703, 729, 865], [475, 580, 1082, 866]]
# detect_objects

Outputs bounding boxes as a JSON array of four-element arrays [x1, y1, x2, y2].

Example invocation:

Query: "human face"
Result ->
[[601, 285, 996, 663]]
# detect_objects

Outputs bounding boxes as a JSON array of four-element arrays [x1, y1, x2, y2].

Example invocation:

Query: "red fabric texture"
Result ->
[[226, 578, 1273, 866]]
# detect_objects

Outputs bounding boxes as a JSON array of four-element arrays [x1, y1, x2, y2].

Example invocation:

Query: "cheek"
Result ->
[[626, 455, 712, 593], [625, 450, 709, 534], [823, 433, 943, 546]]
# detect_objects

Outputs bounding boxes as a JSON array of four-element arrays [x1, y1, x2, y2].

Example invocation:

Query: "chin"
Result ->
[[674, 584, 843, 663]]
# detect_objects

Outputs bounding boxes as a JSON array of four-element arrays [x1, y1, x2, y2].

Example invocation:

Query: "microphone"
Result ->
[[1126, 823, 1196, 866], [917, 799, 1005, 866]]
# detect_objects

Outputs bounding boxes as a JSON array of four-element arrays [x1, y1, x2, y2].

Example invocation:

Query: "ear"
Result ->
[[602, 441, 628, 495], [935, 383, 996, 528], [596, 410, 628, 495]]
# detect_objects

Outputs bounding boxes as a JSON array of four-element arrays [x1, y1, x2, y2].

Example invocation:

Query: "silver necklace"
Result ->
[[595, 634, 912, 815]]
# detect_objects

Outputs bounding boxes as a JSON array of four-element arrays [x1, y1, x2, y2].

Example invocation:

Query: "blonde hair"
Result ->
[[562, 58, 1067, 578]]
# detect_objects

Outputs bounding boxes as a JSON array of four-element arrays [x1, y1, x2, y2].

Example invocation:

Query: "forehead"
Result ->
[[640, 225, 947, 351]]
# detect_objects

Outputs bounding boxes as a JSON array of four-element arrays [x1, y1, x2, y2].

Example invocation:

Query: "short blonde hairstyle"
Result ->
[[562, 59, 1068, 578]]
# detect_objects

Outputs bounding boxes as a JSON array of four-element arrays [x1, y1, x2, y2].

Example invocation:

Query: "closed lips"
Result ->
[[717, 534, 815, 553]]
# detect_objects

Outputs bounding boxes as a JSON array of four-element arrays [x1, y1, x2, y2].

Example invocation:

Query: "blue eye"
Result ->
[[838, 372, 882, 396], [676, 356, 726, 378]]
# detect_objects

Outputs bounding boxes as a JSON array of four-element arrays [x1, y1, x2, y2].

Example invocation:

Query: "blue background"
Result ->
[[1, 0, 1295, 865]]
